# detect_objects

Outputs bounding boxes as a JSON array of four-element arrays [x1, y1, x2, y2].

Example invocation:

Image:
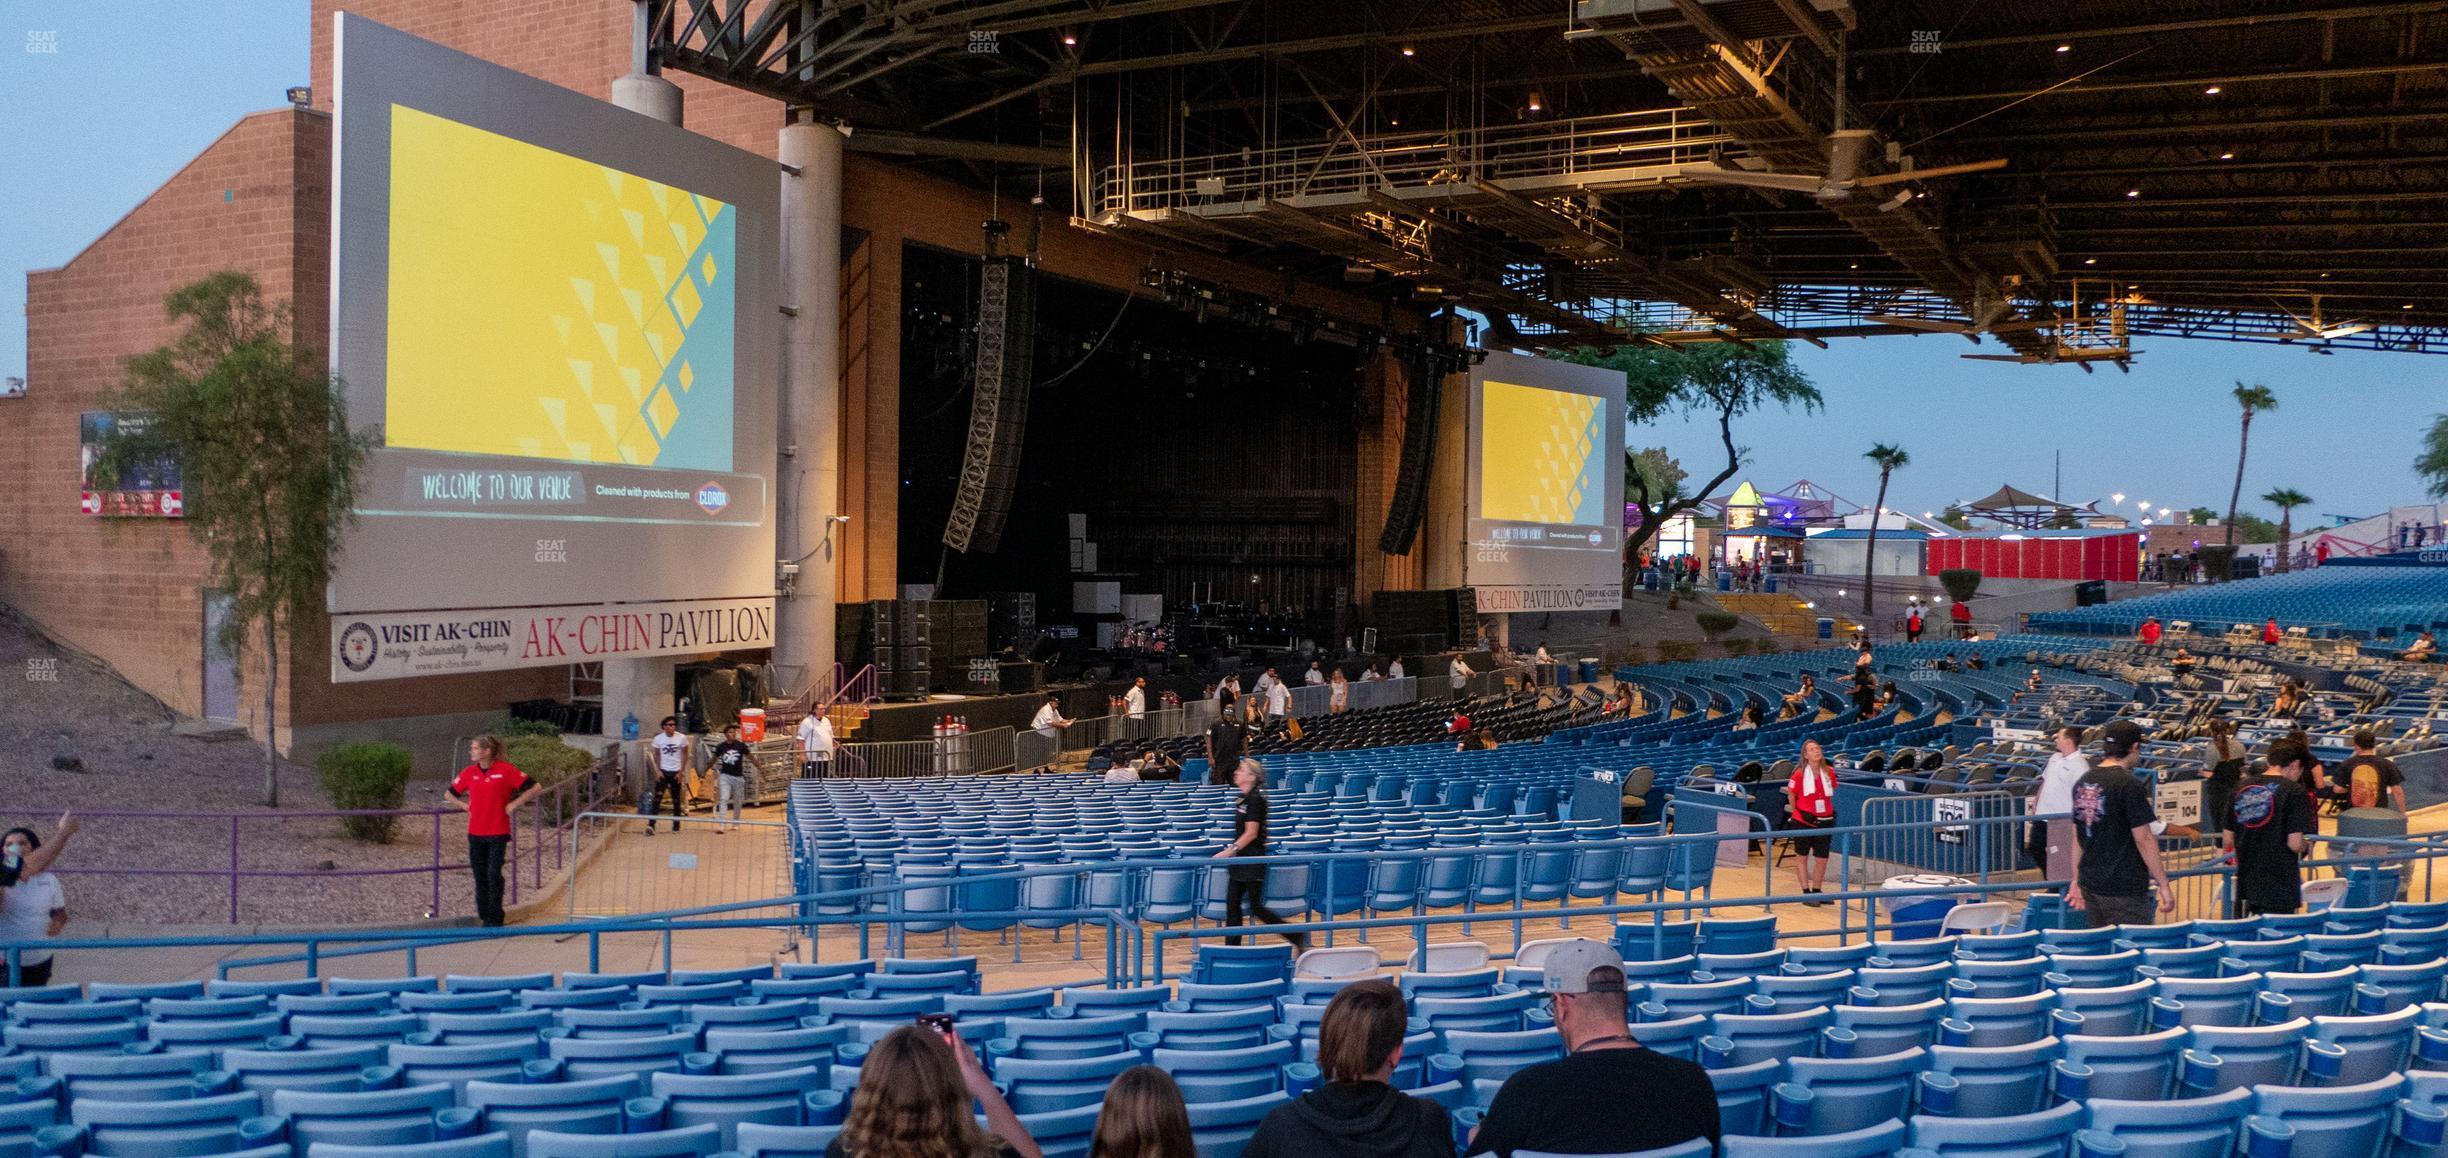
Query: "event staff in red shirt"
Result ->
[[2139, 618, 2162, 646], [2263, 618, 2283, 646], [1949, 599, 1974, 639], [449, 735, 541, 927], [1784, 739, 1838, 904]]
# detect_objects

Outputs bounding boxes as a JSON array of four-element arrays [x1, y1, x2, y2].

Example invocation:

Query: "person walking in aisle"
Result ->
[[2335, 729, 2408, 812], [2029, 725, 2089, 880], [1263, 670, 1291, 721], [709, 722, 753, 834], [640, 716, 691, 834], [2201, 718, 2245, 838], [2225, 739, 2316, 916], [449, 737, 539, 927], [1214, 759, 1308, 949], [1784, 739, 1837, 903], [2069, 720, 2177, 926], [1204, 691, 1245, 785]]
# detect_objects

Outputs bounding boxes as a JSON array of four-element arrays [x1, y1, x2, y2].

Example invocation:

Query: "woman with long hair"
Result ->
[[831, 1025, 1040, 1158], [1088, 1067, 1194, 1158], [1784, 739, 1836, 903], [2202, 718, 2246, 838], [1243, 979, 1453, 1157]]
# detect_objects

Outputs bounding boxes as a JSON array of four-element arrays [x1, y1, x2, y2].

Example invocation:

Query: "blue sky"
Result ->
[[9, 0, 2446, 526]]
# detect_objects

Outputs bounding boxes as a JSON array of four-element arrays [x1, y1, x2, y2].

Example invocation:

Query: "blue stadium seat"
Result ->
[[554, 1008, 686, 1040], [1134, 1006, 1275, 1052], [2081, 1088, 2263, 1158], [2304, 1007, 2417, 1085], [1939, 993, 2059, 1048], [287, 1014, 424, 1050], [1776, 1047, 1924, 1136], [325, 979, 440, 998], [726, 1122, 839, 1158], [1702, 1007, 1830, 1068], [1184, 1091, 1288, 1158], [646, 1067, 820, 1148], [2044, 951, 2140, 991], [521, 1124, 721, 1158], [46, 1050, 222, 1101], [1753, 969, 1853, 1011], [1191, 945, 1293, 987], [1785, 945, 1878, 974], [222, 1045, 391, 1096], [991, 1051, 1139, 1114], [2055, 1028, 2186, 1101], [2217, 935, 2303, 977], [399, 991, 515, 1014], [1167, 981, 1286, 1013], [1054, 986, 1171, 1018], [2183, 1019, 2309, 1093], [1720, 1120, 1908, 1157], [1149, 1041, 1296, 1105], [63, 1090, 262, 1157], [1906, 1098, 2084, 1158], [988, 1013, 1141, 1062], [146, 1014, 287, 1051], [2249, 1073, 2405, 1158], [1855, 963, 1954, 1007], [462, 1075, 645, 1157], [1435, 1029, 1562, 1089], [4, 1022, 142, 1056], [1920, 1039, 2058, 1118], [2260, 968, 2359, 1020], [700, 1026, 847, 1076], [2049, 982, 2153, 1038], [1829, 999, 1946, 1056], [2150, 974, 2260, 1028], [1948, 957, 2047, 1000], [545, 1033, 699, 1082], [264, 1082, 459, 1152], [2355, 959, 2448, 1010], [1706, 1058, 1781, 1137], [306, 1133, 512, 1158], [387, 1040, 546, 1092], [417, 1010, 556, 1045]]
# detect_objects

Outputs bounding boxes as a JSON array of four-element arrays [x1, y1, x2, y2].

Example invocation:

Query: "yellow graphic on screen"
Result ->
[[1480, 380, 1603, 524], [385, 104, 735, 470]]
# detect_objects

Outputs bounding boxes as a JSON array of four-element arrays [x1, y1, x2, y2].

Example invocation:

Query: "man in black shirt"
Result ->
[[1467, 939, 1718, 1157], [1205, 690, 1245, 785], [1213, 759, 1306, 949], [2335, 730, 2408, 812], [708, 723, 754, 834], [2226, 739, 2315, 915], [2068, 719, 2177, 927]]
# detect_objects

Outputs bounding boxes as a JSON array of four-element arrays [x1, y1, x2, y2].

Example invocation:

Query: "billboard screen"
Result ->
[[328, 15, 778, 680], [79, 412, 184, 518], [1464, 352, 1625, 613]]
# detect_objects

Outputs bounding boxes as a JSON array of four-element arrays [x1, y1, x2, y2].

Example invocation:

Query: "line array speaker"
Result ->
[[1377, 344, 1446, 556], [943, 256, 1039, 554]]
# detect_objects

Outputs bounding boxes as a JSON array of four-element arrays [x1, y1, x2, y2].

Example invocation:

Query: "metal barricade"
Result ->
[[833, 726, 1021, 777], [1014, 729, 1060, 771], [1852, 791, 2025, 884], [565, 812, 797, 924]]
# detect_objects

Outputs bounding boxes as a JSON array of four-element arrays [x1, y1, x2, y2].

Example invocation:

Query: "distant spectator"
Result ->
[[1089, 1066, 1194, 1158], [1450, 655, 1475, 693], [1781, 673, 1816, 718], [2139, 618, 2162, 647], [2317, 539, 2333, 565], [1388, 657, 1405, 680], [1215, 759, 1306, 950], [2026, 668, 2044, 696], [1124, 677, 1148, 721], [641, 716, 692, 832], [1950, 598, 1975, 638], [829, 1025, 1039, 1158], [2226, 740, 2316, 916], [2068, 720, 2177, 926], [1967, 653, 1986, 671], [1731, 701, 1762, 731], [1905, 605, 1924, 642], [1328, 668, 1349, 714], [1, 816, 78, 986], [2030, 725, 2089, 880], [2335, 730, 2407, 812], [1784, 739, 1837, 903], [2202, 718, 2244, 838], [1263, 670, 1291, 720], [1466, 940, 1718, 1156], [1934, 654, 1958, 673], [1032, 694, 1075, 740], [2407, 632, 2438, 663], [1360, 664, 1385, 682], [1245, 980, 1453, 1158], [1304, 661, 1326, 687], [2263, 617, 2283, 646], [796, 708, 834, 779], [2171, 648, 2197, 678], [1135, 750, 1182, 783], [2273, 679, 2307, 719], [1851, 678, 1876, 721], [1204, 696, 1244, 786]]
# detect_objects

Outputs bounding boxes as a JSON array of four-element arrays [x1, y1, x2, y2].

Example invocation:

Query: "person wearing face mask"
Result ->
[[2, 813, 79, 987]]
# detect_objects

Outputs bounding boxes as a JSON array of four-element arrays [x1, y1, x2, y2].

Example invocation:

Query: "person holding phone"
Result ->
[[828, 1024, 1039, 1158]]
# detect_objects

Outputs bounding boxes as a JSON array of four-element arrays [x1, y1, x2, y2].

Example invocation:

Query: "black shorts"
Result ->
[[1785, 814, 1831, 857]]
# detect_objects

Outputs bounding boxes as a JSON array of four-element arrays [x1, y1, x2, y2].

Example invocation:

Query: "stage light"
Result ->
[[2126, 189, 2141, 198], [2407, 303, 2418, 310], [2084, 258, 2096, 265], [2055, 43, 2071, 53], [2220, 152, 2235, 160], [2112, 493, 2125, 504], [1062, 31, 1078, 45], [1401, 44, 1416, 56], [2203, 85, 2221, 95], [1527, 90, 1544, 112]]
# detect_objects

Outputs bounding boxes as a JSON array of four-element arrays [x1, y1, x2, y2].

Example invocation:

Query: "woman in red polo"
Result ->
[[1785, 739, 1837, 904], [449, 736, 540, 927]]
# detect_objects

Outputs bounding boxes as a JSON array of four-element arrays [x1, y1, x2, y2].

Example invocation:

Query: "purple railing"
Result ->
[[5, 758, 620, 926]]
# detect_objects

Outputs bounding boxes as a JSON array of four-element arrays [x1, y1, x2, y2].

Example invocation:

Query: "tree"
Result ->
[[2225, 382, 2277, 546], [2262, 488, 2311, 575], [2419, 414, 2448, 499], [1861, 443, 1910, 617], [1558, 342, 1823, 563], [1624, 447, 1688, 544], [2188, 506, 2220, 527], [93, 272, 372, 806], [1937, 507, 1973, 531]]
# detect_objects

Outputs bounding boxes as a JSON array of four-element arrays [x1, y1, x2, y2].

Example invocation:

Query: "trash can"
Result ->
[[1718, 572, 1732, 592], [1645, 570, 1661, 592], [1817, 617, 1835, 640], [1578, 659, 1600, 684], [1880, 873, 1972, 940], [1765, 576, 1779, 594]]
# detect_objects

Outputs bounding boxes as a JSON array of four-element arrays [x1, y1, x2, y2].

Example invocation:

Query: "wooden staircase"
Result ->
[[1719, 592, 1864, 642]]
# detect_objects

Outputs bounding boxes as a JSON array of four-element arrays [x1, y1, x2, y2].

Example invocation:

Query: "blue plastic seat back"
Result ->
[[2152, 974, 2260, 1028], [388, 1039, 548, 1092], [730, 1121, 841, 1158], [523, 1123, 722, 1158], [1950, 957, 2047, 1000], [67, 1089, 263, 1157], [1783, 1047, 1925, 1136], [1856, 962, 1954, 1007], [648, 1066, 823, 1148], [1148, 1041, 1297, 1105], [2044, 951, 2140, 991], [223, 1044, 391, 1095], [2249, 1073, 2405, 1158], [1704, 1007, 1831, 1068], [2184, 1019, 2309, 1093], [308, 1134, 514, 1158], [2082, 1087, 2257, 1158], [2260, 968, 2359, 1021], [1190, 944, 1294, 987], [1185, 1091, 1290, 1158], [1830, 999, 1945, 1056], [269, 1082, 457, 1151], [2049, 982, 2153, 1039], [2058, 1028, 2185, 1102], [1720, 1119, 1908, 1157], [1437, 1029, 1562, 1088], [991, 1051, 1140, 1115], [2306, 1007, 2417, 1086], [1925, 1039, 2058, 1119], [464, 1073, 646, 1149], [1706, 1058, 1781, 1137], [1906, 1098, 2084, 1158]]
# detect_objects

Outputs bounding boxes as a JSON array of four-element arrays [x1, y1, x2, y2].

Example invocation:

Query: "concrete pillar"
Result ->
[[601, 19, 686, 749], [775, 119, 844, 696]]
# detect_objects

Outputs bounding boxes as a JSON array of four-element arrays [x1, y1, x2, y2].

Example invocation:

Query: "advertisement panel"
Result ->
[[332, 597, 775, 683], [328, 16, 778, 679], [1464, 352, 1626, 613], [78, 412, 184, 518]]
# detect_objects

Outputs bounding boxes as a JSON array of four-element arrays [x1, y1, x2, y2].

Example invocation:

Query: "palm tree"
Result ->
[[2226, 382, 2278, 545], [1862, 443, 1910, 618], [2418, 414, 2448, 499], [2263, 488, 2311, 574]]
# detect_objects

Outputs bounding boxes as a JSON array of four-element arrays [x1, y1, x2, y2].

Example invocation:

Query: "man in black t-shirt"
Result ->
[[1467, 939, 1718, 1157], [1205, 690, 1245, 785], [2069, 719, 2177, 927], [709, 723, 754, 834], [2226, 739, 2315, 915], [2335, 730, 2407, 812], [1213, 760, 1305, 949]]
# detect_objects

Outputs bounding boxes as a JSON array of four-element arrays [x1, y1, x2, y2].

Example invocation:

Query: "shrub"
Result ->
[[317, 742, 413, 843], [1695, 610, 1739, 640], [1938, 568, 1984, 603], [1722, 638, 1755, 657], [1756, 637, 1782, 655], [1656, 640, 1699, 663], [498, 716, 561, 739], [504, 735, 597, 825]]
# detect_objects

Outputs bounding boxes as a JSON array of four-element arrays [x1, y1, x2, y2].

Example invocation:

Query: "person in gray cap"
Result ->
[[1466, 939, 1717, 1156], [2068, 718, 2177, 927]]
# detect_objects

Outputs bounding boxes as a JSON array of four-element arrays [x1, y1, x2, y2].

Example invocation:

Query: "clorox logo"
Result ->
[[1587, 530, 1603, 546], [696, 483, 730, 515]]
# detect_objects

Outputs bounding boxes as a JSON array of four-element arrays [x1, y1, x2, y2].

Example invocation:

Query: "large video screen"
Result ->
[[1465, 352, 1625, 612], [328, 16, 778, 681]]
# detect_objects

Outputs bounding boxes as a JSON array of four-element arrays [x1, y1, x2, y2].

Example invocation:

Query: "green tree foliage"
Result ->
[[2226, 383, 2278, 546], [1938, 568, 1983, 603], [316, 742, 413, 843], [1695, 610, 1739, 640], [2419, 415, 2448, 499], [1862, 444, 1910, 616], [1555, 343, 1823, 562], [1938, 507, 1973, 530], [2262, 488, 2312, 575], [93, 273, 373, 806]]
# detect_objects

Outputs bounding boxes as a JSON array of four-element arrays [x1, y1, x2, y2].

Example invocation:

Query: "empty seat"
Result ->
[[1940, 993, 2058, 1048], [546, 1031, 698, 1081], [2249, 1072, 2405, 1158], [388, 1039, 547, 1092], [2260, 968, 2358, 1021], [2184, 1019, 2309, 1093], [1184, 1090, 1289, 1157], [265, 1082, 459, 1152], [1436, 1029, 1562, 1089], [2150, 974, 2259, 1028], [1149, 1041, 1298, 1105], [992, 1051, 1139, 1115], [987, 1014, 1141, 1062], [2049, 982, 2154, 1038], [462, 1074, 644, 1157], [65, 1090, 262, 1157], [1720, 1120, 1908, 1157], [223, 1044, 391, 1095], [2056, 1028, 2186, 1101], [1921, 1039, 2057, 1118], [302, 1134, 511, 1158], [1907, 1098, 2085, 1158], [46, 1050, 221, 1101], [1829, 1000, 1945, 1057], [522, 1124, 721, 1158], [1703, 1007, 1830, 1068], [1777, 1047, 1924, 1136], [701, 1025, 849, 1076], [647, 1067, 821, 1148], [727, 1122, 840, 1158], [2305, 1006, 2417, 1085], [2081, 1087, 2263, 1158]]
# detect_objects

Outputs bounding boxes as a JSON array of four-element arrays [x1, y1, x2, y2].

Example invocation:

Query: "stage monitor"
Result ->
[[1464, 351, 1625, 613], [327, 15, 779, 682]]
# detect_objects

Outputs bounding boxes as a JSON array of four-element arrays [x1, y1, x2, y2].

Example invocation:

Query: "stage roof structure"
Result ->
[[646, 1, 2448, 362], [1962, 483, 2083, 529]]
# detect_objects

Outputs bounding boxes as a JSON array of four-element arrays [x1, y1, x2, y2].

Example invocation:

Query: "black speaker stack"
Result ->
[[1373, 588, 1477, 656], [868, 599, 931, 697], [943, 256, 1039, 555], [926, 600, 989, 691]]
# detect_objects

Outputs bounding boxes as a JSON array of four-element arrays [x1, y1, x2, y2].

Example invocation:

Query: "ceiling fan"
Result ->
[[2244, 295, 2370, 341], [1684, 130, 2009, 207]]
